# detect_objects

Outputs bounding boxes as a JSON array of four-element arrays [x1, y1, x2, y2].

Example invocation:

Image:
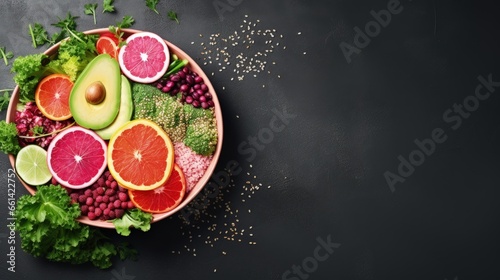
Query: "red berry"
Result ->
[[118, 192, 128, 202], [95, 208, 102, 217], [109, 211, 116, 219], [85, 197, 94, 206], [115, 209, 125, 218], [102, 195, 109, 203], [84, 189, 92, 196], [97, 187, 104, 195], [100, 203, 107, 210], [113, 200, 121, 208], [89, 206, 95, 212], [121, 202, 128, 209], [88, 212, 96, 220], [78, 195, 86, 203], [127, 201, 135, 209]]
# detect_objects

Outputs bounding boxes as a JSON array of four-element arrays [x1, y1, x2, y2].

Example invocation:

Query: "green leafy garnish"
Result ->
[[102, 0, 115, 13], [29, 23, 52, 48], [0, 46, 13, 65], [0, 121, 20, 155], [0, 89, 13, 111], [52, 12, 78, 33], [11, 30, 98, 102], [15, 185, 134, 269], [167, 10, 179, 24], [31, 125, 44, 136], [145, 0, 160, 14], [84, 3, 98, 25], [116, 15, 135, 29], [112, 208, 152, 236], [108, 15, 135, 47]]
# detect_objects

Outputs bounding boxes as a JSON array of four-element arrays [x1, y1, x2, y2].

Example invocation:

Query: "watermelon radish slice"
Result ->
[[118, 32, 170, 83], [47, 126, 107, 189]]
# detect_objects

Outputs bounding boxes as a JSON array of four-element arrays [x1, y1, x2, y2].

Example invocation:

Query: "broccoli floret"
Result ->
[[183, 116, 218, 156]]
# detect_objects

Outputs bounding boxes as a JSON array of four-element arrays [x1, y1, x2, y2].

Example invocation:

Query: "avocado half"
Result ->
[[69, 54, 121, 130], [95, 75, 133, 140]]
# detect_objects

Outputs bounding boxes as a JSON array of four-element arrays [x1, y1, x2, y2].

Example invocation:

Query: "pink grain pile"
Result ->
[[174, 142, 212, 192]]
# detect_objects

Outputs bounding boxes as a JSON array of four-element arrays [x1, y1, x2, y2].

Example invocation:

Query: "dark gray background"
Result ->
[[1, 0, 499, 279]]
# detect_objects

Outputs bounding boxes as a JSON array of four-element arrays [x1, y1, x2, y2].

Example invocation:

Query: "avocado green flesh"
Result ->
[[95, 75, 133, 139], [69, 54, 121, 130]]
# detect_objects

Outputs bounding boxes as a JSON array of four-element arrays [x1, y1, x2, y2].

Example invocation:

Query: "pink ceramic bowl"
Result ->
[[6, 28, 223, 228]]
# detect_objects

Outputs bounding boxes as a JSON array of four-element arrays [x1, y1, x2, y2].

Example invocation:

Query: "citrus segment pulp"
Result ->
[[47, 126, 107, 189], [108, 119, 174, 191], [128, 164, 187, 213], [15, 145, 52, 186], [118, 32, 170, 83], [35, 74, 73, 121], [96, 36, 119, 59]]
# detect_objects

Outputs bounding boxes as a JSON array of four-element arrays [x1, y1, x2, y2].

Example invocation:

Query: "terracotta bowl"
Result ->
[[6, 28, 223, 228]]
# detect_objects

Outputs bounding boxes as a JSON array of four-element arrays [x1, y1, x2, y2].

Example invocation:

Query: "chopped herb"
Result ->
[[32, 125, 44, 136], [109, 15, 135, 47], [102, 0, 115, 13], [52, 12, 78, 32], [0, 89, 13, 111], [29, 23, 51, 48], [145, 0, 160, 14], [84, 3, 98, 25], [0, 46, 13, 65], [167, 10, 179, 24]]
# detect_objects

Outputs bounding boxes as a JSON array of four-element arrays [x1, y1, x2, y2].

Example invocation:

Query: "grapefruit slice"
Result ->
[[108, 119, 175, 191], [118, 32, 170, 83], [35, 73, 73, 121], [15, 145, 52, 186], [47, 126, 107, 189], [96, 35, 119, 59], [128, 164, 187, 213]]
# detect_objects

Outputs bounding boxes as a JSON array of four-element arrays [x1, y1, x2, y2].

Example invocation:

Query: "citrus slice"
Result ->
[[96, 35, 119, 59], [35, 73, 73, 121], [118, 32, 170, 83], [108, 119, 175, 191], [47, 126, 107, 189], [15, 145, 52, 186], [128, 164, 187, 213]]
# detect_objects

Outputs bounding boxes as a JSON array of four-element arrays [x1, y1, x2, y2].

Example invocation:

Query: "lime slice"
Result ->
[[15, 145, 52, 186]]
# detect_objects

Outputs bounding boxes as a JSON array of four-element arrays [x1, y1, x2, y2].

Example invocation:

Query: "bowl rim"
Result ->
[[6, 28, 224, 229]]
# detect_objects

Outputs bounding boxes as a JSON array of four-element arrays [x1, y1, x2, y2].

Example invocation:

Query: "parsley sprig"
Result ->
[[0, 89, 13, 111], [146, 0, 160, 14], [103, 0, 115, 13], [168, 10, 179, 24], [84, 3, 98, 25], [0, 46, 13, 65], [109, 15, 135, 47]]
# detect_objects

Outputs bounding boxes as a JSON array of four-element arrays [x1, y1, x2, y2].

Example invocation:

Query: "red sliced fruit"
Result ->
[[96, 36, 119, 59], [118, 31, 170, 83], [35, 74, 73, 121], [47, 126, 107, 189], [100, 32, 119, 44], [128, 164, 187, 213]]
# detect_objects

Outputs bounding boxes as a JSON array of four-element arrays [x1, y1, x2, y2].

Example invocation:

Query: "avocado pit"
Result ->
[[85, 81, 106, 105]]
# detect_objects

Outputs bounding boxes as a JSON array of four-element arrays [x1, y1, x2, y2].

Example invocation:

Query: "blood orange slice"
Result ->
[[128, 164, 187, 213], [47, 126, 107, 189], [107, 119, 175, 191], [96, 36, 119, 59], [35, 74, 73, 121], [118, 32, 170, 83]]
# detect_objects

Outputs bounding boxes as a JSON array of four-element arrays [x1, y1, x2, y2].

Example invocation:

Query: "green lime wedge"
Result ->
[[15, 145, 52, 186]]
